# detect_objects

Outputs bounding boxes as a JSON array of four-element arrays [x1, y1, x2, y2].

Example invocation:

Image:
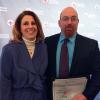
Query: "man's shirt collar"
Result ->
[[59, 32, 77, 43]]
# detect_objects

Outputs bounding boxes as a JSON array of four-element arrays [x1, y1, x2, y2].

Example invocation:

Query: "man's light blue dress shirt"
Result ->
[[56, 32, 76, 78]]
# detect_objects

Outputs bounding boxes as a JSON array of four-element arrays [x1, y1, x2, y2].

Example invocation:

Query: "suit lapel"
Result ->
[[46, 34, 60, 79], [31, 43, 42, 73], [51, 34, 60, 78], [70, 34, 81, 74], [18, 41, 38, 74]]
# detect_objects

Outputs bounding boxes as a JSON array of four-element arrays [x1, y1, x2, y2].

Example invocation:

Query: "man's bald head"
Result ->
[[58, 7, 79, 37], [60, 7, 78, 20]]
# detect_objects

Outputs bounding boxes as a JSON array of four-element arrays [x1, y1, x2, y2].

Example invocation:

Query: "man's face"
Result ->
[[58, 7, 79, 37]]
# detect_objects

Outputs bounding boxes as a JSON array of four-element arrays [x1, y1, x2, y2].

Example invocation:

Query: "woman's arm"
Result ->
[[0, 45, 13, 100]]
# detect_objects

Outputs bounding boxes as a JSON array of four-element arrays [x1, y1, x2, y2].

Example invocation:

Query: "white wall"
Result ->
[[0, 0, 100, 53]]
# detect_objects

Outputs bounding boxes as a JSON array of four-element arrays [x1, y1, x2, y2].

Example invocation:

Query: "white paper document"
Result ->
[[53, 77, 87, 100]]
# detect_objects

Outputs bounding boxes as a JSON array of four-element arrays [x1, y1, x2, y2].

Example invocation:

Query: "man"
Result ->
[[45, 7, 100, 100]]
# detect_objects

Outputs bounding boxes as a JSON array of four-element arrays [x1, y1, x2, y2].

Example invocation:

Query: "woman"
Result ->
[[0, 10, 48, 100]]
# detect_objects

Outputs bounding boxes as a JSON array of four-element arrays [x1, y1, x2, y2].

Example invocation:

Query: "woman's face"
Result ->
[[21, 15, 38, 41]]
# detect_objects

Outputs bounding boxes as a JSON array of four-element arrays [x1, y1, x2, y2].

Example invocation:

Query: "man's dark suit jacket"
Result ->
[[45, 33, 100, 100]]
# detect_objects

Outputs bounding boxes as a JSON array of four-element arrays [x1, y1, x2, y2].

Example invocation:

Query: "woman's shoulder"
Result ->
[[3, 41, 18, 48], [36, 42, 47, 52], [2, 41, 21, 53], [36, 41, 47, 47]]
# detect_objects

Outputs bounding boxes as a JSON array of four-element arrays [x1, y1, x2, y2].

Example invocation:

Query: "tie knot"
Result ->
[[63, 39, 68, 44]]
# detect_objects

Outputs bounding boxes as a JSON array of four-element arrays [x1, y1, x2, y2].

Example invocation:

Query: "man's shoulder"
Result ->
[[45, 33, 60, 40], [77, 34, 98, 44]]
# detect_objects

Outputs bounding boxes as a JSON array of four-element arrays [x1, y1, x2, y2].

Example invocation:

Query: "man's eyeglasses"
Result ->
[[60, 16, 78, 22]]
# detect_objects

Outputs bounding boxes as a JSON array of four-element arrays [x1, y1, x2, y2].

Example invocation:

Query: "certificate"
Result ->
[[53, 77, 87, 100]]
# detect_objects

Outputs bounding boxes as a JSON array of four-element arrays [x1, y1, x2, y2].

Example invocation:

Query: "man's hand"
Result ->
[[72, 94, 87, 100]]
